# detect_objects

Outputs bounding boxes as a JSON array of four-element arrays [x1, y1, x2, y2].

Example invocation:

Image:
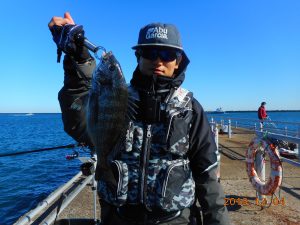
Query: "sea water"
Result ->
[[0, 113, 88, 225]]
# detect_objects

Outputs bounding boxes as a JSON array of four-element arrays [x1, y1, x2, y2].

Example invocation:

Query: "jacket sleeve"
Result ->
[[58, 55, 96, 148], [188, 99, 230, 225]]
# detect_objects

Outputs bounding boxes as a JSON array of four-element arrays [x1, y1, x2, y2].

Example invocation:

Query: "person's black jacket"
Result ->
[[58, 53, 230, 225]]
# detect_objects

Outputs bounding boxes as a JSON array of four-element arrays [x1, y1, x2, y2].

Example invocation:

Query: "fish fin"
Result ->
[[126, 94, 139, 121]]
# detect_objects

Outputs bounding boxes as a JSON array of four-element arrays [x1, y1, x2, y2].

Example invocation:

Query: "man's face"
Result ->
[[137, 47, 182, 77]]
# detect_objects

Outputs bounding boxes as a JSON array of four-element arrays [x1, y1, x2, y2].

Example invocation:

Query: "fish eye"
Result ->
[[102, 54, 108, 61], [108, 65, 115, 71]]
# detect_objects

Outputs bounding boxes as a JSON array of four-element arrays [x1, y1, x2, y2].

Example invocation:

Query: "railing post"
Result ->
[[214, 125, 219, 150], [214, 125, 221, 182], [210, 118, 214, 132], [285, 126, 288, 136], [299, 144, 300, 163], [228, 119, 232, 138], [260, 121, 263, 132], [298, 126, 300, 162], [235, 121, 238, 128], [254, 123, 257, 131]]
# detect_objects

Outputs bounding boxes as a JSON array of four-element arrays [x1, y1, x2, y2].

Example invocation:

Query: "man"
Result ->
[[258, 102, 268, 125], [49, 12, 230, 225]]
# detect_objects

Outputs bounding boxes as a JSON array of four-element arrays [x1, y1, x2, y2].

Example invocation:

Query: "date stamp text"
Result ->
[[224, 197, 285, 206]]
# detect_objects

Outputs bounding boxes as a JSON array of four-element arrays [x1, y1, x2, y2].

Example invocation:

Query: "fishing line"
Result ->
[[0, 144, 76, 157]]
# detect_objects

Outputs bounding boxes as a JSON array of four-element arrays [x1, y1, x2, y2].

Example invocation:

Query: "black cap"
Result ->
[[132, 23, 183, 50], [261, 102, 266, 105]]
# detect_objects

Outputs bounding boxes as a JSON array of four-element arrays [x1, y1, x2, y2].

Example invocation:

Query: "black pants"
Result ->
[[100, 202, 201, 225]]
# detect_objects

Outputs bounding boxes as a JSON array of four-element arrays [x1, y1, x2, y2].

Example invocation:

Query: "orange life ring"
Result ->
[[246, 137, 282, 195]]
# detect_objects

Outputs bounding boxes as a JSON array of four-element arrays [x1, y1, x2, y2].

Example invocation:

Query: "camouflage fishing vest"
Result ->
[[98, 85, 195, 212]]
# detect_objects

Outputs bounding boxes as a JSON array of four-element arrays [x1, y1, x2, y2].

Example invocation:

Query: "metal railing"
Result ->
[[209, 116, 300, 164], [15, 172, 83, 225], [14, 171, 95, 225], [41, 174, 94, 225], [210, 116, 300, 138], [256, 131, 300, 166]]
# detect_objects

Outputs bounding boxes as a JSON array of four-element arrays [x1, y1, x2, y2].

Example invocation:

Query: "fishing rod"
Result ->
[[267, 116, 277, 129], [0, 144, 77, 157]]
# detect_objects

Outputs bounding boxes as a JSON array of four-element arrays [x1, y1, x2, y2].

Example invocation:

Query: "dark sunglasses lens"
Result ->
[[141, 49, 181, 62], [141, 50, 158, 60], [159, 50, 178, 61]]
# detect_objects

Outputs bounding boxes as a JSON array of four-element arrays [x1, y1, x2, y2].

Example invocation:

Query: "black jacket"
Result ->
[[58, 54, 230, 225]]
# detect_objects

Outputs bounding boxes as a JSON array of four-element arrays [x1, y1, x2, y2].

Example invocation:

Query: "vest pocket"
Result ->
[[157, 159, 195, 212], [98, 160, 128, 206], [166, 109, 193, 156]]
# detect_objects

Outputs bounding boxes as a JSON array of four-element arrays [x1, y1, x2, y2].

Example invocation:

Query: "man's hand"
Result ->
[[48, 12, 90, 63], [48, 11, 75, 28]]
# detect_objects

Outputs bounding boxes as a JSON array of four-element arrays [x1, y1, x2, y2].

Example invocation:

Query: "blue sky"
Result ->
[[0, 0, 299, 112]]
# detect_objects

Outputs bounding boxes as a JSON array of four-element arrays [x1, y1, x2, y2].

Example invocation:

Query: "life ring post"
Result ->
[[254, 149, 266, 201]]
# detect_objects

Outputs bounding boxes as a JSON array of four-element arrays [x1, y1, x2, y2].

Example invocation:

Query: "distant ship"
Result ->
[[212, 107, 225, 114]]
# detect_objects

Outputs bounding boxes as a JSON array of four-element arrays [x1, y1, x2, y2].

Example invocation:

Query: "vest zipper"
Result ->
[[112, 161, 123, 196], [140, 124, 152, 209], [166, 110, 182, 140]]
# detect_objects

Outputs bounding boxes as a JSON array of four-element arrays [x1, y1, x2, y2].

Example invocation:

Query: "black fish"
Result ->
[[87, 51, 136, 180]]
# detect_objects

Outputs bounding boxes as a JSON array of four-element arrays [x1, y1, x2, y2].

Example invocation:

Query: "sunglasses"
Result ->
[[138, 48, 182, 62]]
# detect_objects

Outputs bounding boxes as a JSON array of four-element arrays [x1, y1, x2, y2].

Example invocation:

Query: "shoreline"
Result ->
[[1, 110, 300, 115]]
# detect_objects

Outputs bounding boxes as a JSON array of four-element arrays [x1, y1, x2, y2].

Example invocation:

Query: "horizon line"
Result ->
[[1, 109, 300, 114]]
